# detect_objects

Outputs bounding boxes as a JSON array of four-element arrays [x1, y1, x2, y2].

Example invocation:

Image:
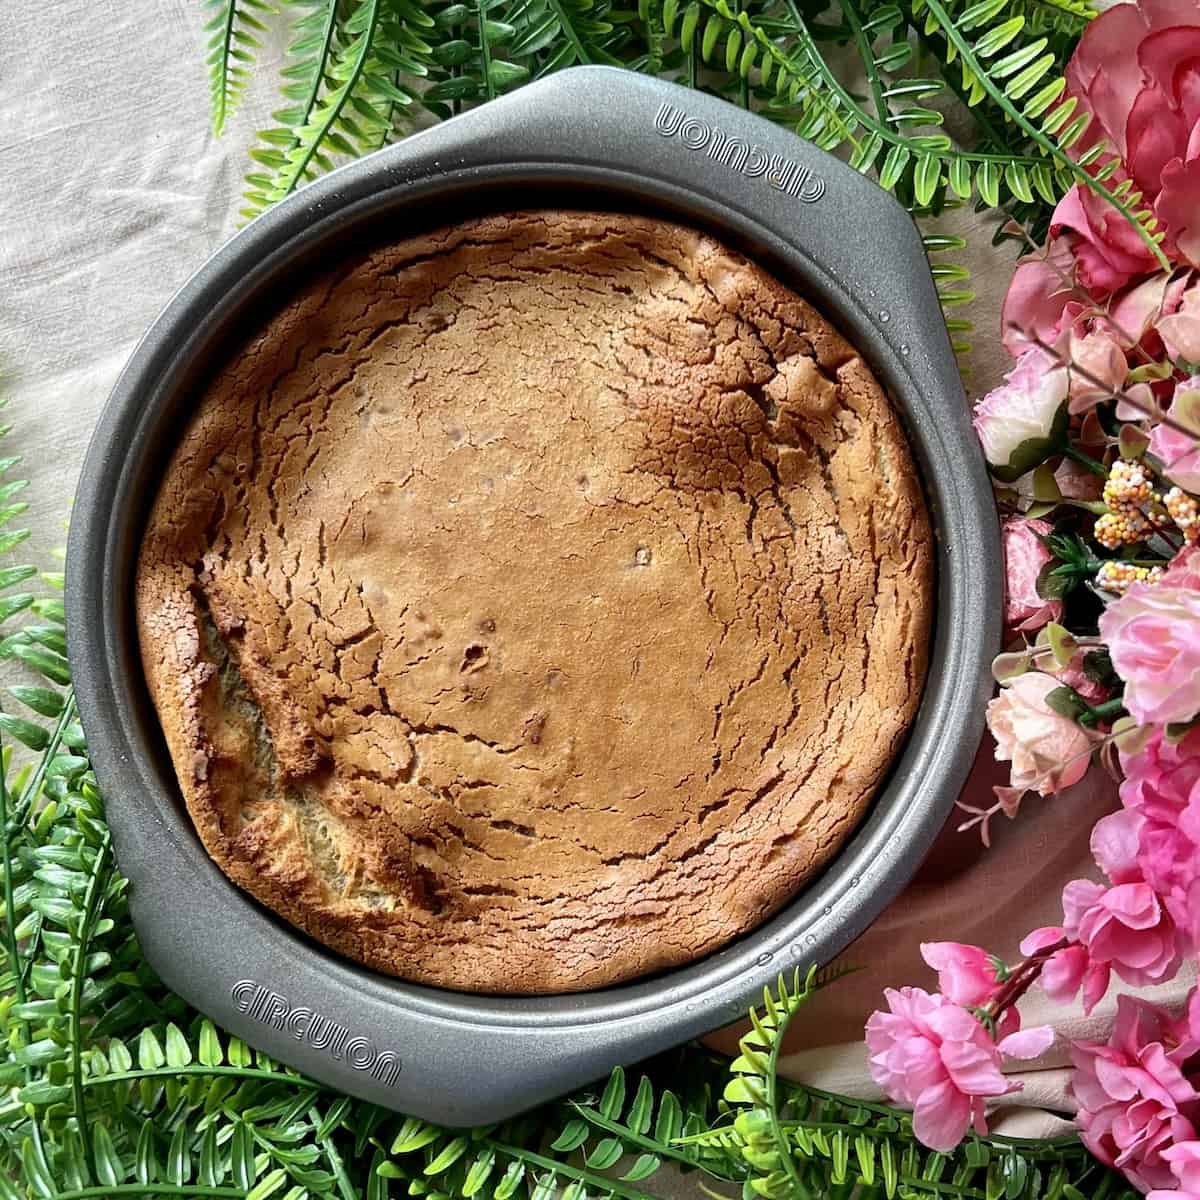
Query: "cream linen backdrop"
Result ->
[[3, 0, 1177, 1145]]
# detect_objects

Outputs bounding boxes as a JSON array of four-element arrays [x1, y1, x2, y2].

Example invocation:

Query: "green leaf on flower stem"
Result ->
[[1044, 622, 1077, 667], [1035, 560, 1072, 601], [1111, 715, 1153, 754], [988, 403, 1069, 483], [1128, 359, 1174, 384], [1118, 424, 1150, 459], [1166, 718, 1200, 743], [991, 651, 1031, 683], [1030, 464, 1062, 502], [1045, 686, 1088, 721], [1083, 648, 1116, 686]]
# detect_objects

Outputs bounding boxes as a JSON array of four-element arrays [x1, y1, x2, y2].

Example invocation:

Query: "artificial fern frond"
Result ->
[[915, 0, 1168, 270], [205, 0, 277, 136], [242, 0, 434, 219]]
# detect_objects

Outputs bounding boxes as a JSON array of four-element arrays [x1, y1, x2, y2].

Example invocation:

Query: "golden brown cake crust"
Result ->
[[136, 210, 932, 994]]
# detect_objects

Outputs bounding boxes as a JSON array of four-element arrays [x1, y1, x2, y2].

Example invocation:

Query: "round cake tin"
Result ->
[[66, 66, 1001, 1126]]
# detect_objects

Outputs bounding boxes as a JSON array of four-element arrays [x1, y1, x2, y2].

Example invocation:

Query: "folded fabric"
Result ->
[[706, 741, 1197, 1130]]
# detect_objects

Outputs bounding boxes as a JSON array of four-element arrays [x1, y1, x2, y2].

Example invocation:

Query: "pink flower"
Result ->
[[1062, 877, 1183, 996], [1150, 379, 1200, 492], [1067, 328, 1129, 411], [1002, 518, 1062, 633], [1050, 184, 1161, 296], [1111, 270, 1195, 351], [921, 942, 1002, 1007], [1157, 1141, 1200, 1198], [866, 987, 1052, 1151], [1120, 726, 1200, 944], [1023, 926, 1102, 1010], [1062, 0, 1200, 276], [1072, 993, 1200, 1193], [987, 672, 1094, 796], [1158, 288, 1200, 362], [1100, 547, 1200, 725], [972, 349, 1068, 482], [1001, 238, 1084, 356]]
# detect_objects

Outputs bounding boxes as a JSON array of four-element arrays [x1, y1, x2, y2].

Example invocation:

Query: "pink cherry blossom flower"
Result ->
[[1002, 518, 1062, 633], [920, 943, 1003, 1008], [972, 349, 1068, 482], [1022, 926, 1102, 1010], [1120, 725, 1200, 944], [1062, 877, 1183, 997], [986, 672, 1094, 796], [1072, 992, 1200, 1193], [1149, 379, 1200, 492], [1100, 547, 1200, 726], [866, 987, 1052, 1152], [1067, 328, 1129, 412]]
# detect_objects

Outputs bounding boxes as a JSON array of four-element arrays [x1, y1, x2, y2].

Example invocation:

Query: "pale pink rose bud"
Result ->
[[973, 349, 1069, 482], [1149, 380, 1200, 492], [986, 672, 1093, 796], [1158, 286, 1200, 363]]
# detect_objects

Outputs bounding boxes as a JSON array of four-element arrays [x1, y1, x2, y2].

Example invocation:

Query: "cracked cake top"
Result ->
[[135, 210, 933, 994]]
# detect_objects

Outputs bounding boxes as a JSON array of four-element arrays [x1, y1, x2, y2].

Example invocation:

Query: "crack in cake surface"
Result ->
[[136, 210, 933, 994]]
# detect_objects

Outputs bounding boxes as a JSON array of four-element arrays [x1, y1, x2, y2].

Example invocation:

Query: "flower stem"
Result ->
[[985, 938, 1069, 1024], [1061, 444, 1108, 478], [1080, 697, 1126, 728]]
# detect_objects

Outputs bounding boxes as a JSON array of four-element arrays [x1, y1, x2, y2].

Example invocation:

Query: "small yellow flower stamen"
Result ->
[[1095, 560, 1165, 594]]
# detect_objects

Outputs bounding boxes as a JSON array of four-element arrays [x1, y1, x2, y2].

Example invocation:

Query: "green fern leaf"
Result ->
[[207, 0, 277, 135]]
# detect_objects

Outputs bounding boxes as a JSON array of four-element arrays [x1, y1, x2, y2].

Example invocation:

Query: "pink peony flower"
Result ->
[[987, 672, 1094, 796], [1072, 992, 1200, 1193], [1067, 328, 1129, 412], [1156, 1141, 1200, 1198], [1062, 877, 1183, 996], [1100, 546, 1200, 725], [1050, 184, 1161, 297], [1002, 518, 1062, 633], [1060, 0, 1200, 278], [921, 942, 1003, 1008], [1150, 379, 1200, 492], [866, 987, 1052, 1151], [973, 349, 1068, 481], [1120, 725, 1200, 944]]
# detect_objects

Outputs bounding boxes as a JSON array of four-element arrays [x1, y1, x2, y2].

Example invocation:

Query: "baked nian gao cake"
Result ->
[[136, 210, 933, 993]]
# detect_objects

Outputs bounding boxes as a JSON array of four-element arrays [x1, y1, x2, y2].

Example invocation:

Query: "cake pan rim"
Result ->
[[64, 68, 1000, 1119]]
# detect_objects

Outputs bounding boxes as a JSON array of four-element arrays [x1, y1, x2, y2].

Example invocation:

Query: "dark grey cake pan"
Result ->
[[66, 67, 1001, 1126]]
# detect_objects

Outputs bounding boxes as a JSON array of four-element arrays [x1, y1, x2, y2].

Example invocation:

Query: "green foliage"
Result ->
[[206, 0, 275, 135], [206, 0, 1161, 348]]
